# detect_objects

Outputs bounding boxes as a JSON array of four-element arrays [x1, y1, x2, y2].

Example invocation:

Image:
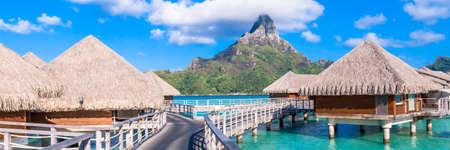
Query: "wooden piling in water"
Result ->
[[266, 121, 271, 130], [410, 119, 417, 136], [426, 120, 432, 132], [236, 135, 243, 144], [328, 123, 335, 139], [252, 128, 258, 137]]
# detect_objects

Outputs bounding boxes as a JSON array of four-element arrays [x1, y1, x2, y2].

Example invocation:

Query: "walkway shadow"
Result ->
[[189, 129, 206, 150]]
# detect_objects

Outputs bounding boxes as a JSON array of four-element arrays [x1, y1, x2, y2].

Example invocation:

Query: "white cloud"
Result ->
[[97, 18, 107, 24], [71, 6, 80, 13], [148, 0, 324, 44], [345, 32, 403, 48], [403, 0, 450, 24], [168, 30, 215, 45], [37, 13, 71, 27], [0, 18, 42, 34], [150, 28, 165, 38], [333, 35, 342, 42], [69, 0, 151, 17], [37, 13, 62, 25], [301, 30, 321, 43], [137, 51, 147, 56], [69, 0, 324, 45], [312, 23, 318, 28], [354, 14, 387, 29], [409, 30, 445, 45], [344, 30, 445, 48]]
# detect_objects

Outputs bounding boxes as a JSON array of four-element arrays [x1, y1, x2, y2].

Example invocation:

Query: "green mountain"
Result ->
[[156, 15, 328, 95], [427, 56, 450, 72]]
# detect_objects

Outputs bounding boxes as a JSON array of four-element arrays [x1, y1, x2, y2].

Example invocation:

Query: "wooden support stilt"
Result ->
[[279, 118, 284, 127], [334, 124, 338, 133], [383, 128, 390, 144], [303, 112, 309, 120], [236, 135, 243, 144], [252, 128, 258, 137], [410, 120, 417, 136], [426, 120, 432, 132], [291, 114, 296, 123], [328, 123, 335, 139], [382, 124, 391, 144], [266, 121, 271, 131]]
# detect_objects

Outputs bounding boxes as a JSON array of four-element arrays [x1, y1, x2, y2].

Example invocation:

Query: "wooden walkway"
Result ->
[[137, 113, 203, 150]]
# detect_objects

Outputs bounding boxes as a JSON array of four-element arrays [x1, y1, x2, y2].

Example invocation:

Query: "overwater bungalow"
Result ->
[[22, 52, 46, 69], [299, 40, 441, 143], [30, 35, 163, 125], [416, 67, 450, 88], [145, 71, 181, 101], [0, 44, 63, 133], [263, 71, 315, 99]]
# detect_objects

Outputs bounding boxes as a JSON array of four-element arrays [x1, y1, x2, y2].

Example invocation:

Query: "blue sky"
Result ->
[[0, 0, 449, 72]]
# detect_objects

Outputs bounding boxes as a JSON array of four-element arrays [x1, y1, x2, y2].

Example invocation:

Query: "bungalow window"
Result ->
[[395, 95, 403, 105], [408, 94, 416, 111]]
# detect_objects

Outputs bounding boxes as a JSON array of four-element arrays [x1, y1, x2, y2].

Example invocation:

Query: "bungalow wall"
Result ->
[[315, 96, 377, 114], [30, 111, 113, 125], [315, 94, 422, 116], [0, 111, 29, 138]]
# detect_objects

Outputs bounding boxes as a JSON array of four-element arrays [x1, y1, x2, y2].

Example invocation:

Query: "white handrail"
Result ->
[[0, 110, 167, 150]]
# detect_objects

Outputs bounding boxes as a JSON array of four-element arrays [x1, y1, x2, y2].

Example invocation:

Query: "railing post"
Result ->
[[118, 128, 124, 150], [96, 130, 102, 150], [105, 131, 111, 150], [223, 112, 227, 136], [127, 123, 134, 148], [145, 118, 149, 137], [50, 127, 57, 145], [138, 120, 142, 143], [4, 132, 11, 150]]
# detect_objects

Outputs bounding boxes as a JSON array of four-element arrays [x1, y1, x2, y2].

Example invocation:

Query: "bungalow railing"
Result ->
[[0, 110, 167, 150], [170, 98, 269, 106], [0, 127, 91, 150], [203, 98, 313, 150], [422, 98, 450, 115], [167, 98, 310, 120]]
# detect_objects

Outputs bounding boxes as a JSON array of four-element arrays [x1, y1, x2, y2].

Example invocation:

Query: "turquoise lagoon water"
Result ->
[[176, 95, 450, 150], [173, 95, 270, 117], [236, 116, 450, 150]]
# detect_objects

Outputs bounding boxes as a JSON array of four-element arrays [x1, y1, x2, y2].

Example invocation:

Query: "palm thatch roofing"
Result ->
[[263, 71, 316, 93], [299, 40, 439, 96], [417, 67, 450, 88], [22, 52, 46, 68], [44, 35, 163, 111], [145, 71, 181, 96], [0, 44, 63, 112]]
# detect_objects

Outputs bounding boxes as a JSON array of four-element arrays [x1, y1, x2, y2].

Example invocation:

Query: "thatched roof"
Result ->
[[263, 71, 316, 93], [22, 52, 46, 68], [417, 67, 450, 88], [300, 40, 439, 96], [0, 44, 63, 112], [145, 71, 181, 96], [44, 35, 163, 111]]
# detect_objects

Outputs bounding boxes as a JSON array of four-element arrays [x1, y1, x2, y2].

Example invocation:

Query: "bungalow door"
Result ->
[[376, 96, 388, 115]]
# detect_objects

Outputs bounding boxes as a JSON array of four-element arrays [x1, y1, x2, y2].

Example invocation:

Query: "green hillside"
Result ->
[[427, 56, 450, 72], [156, 15, 327, 95]]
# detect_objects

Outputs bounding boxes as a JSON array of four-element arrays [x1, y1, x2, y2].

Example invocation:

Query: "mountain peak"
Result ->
[[249, 14, 277, 35]]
